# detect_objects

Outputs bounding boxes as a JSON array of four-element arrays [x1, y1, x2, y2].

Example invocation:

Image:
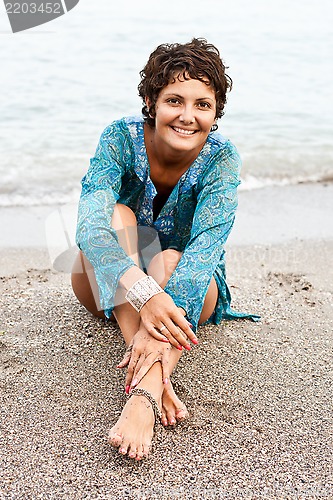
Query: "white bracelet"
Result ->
[[125, 275, 164, 312]]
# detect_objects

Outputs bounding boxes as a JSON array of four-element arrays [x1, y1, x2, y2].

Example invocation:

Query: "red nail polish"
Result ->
[[125, 385, 130, 395], [192, 339, 199, 345], [188, 322, 193, 328], [184, 344, 191, 351], [177, 345, 183, 351]]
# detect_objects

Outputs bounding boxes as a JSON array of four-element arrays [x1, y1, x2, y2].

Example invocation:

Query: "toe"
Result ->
[[141, 442, 151, 460], [136, 443, 151, 460], [161, 410, 168, 427], [175, 406, 189, 422], [135, 444, 144, 461], [108, 431, 123, 447], [128, 444, 137, 460], [166, 410, 176, 426], [119, 439, 130, 456]]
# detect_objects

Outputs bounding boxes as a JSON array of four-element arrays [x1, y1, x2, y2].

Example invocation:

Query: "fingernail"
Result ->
[[192, 338, 199, 345], [163, 378, 169, 385], [187, 322, 193, 328], [131, 378, 138, 388], [177, 345, 183, 351], [161, 338, 169, 343], [125, 385, 130, 394], [184, 344, 191, 351]]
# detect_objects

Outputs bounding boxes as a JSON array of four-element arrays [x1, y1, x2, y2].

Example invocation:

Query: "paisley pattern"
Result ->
[[76, 116, 260, 329]]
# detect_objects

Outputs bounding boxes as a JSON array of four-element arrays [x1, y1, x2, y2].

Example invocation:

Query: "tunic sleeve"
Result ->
[[76, 121, 136, 314], [163, 141, 241, 329]]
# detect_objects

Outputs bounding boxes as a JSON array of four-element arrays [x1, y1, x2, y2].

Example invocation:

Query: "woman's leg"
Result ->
[[145, 249, 218, 426], [71, 206, 218, 459], [71, 206, 185, 459]]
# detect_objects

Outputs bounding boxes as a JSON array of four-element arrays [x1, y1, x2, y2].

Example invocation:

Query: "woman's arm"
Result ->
[[118, 267, 197, 349], [76, 121, 138, 314]]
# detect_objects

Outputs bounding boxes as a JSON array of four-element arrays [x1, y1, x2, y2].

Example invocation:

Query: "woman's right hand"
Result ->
[[117, 328, 174, 391], [139, 292, 198, 350]]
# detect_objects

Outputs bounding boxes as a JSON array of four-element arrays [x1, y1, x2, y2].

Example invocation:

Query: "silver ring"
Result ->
[[159, 325, 167, 333]]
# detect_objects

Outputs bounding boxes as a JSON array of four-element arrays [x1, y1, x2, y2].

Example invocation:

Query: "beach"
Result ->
[[1, 182, 333, 499]]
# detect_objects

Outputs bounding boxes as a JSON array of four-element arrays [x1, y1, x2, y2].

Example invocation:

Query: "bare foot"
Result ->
[[108, 393, 161, 460], [161, 381, 189, 427]]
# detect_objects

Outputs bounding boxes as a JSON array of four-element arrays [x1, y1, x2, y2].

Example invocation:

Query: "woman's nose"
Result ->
[[179, 106, 195, 124]]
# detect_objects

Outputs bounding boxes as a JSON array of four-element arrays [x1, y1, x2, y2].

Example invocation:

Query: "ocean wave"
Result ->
[[0, 188, 81, 208], [0, 173, 332, 208], [239, 172, 333, 191]]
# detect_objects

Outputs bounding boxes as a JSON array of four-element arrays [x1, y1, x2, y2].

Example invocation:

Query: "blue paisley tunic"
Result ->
[[76, 116, 259, 330]]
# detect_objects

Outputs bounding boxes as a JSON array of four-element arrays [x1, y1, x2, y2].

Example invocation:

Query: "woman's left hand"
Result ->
[[117, 328, 174, 392]]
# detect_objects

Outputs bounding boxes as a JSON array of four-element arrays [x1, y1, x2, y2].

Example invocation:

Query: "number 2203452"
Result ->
[[5, 3, 62, 14]]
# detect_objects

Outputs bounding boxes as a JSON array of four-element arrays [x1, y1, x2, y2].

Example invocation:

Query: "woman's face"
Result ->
[[146, 75, 217, 155]]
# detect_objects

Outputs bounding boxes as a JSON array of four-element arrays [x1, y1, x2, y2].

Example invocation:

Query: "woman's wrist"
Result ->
[[119, 265, 147, 292], [125, 275, 164, 312]]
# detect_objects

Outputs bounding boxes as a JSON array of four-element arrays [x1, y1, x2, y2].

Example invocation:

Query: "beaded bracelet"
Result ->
[[125, 275, 164, 312]]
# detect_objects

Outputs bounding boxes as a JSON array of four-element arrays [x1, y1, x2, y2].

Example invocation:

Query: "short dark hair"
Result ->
[[138, 38, 233, 127]]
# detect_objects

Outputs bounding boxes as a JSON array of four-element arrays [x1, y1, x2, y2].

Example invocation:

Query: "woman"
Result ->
[[72, 38, 259, 461]]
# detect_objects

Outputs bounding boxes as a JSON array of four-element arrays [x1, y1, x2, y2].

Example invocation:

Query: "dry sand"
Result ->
[[1, 184, 333, 499]]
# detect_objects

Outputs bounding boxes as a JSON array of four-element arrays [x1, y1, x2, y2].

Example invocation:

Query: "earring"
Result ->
[[210, 123, 218, 132]]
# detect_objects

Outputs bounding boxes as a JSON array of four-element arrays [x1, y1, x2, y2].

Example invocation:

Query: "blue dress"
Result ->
[[76, 116, 260, 330]]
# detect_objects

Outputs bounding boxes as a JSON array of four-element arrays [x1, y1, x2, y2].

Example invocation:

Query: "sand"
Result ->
[[1, 183, 333, 499]]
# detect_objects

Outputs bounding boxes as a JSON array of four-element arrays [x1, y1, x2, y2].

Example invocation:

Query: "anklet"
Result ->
[[128, 388, 162, 423]]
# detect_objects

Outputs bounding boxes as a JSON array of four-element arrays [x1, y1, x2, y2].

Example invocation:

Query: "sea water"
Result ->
[[0, 0, 332, 206]]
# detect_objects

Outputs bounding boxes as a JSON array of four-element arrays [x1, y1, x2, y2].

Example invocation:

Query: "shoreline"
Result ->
[[1, 182, 333, 498], [1, 181, 333, 249]]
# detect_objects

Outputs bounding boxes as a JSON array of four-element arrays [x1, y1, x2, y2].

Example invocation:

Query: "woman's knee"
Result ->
[[198, 277, 218, 325], [71, 251, 105, 319], [111, 203, 137, 230], [148, 249, 182, 287]]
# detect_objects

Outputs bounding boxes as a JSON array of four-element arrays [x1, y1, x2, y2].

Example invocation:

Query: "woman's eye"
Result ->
[[198, 102, 210, 109], [167, 98, 181, 104]]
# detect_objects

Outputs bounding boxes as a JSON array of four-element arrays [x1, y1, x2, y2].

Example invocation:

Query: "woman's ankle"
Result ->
[[135, 362, 164, 403]]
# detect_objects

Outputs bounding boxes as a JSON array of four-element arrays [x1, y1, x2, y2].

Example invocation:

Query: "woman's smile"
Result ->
[[170, 126, 198, 136]]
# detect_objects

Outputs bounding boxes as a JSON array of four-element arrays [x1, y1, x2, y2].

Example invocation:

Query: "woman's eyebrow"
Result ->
[[164, 93, 214, 102], [164, 93, 183, 98], [196, 97, 215, 102]]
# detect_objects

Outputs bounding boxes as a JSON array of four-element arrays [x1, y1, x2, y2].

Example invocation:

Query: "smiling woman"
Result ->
[[71, 38, 259, 461]]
